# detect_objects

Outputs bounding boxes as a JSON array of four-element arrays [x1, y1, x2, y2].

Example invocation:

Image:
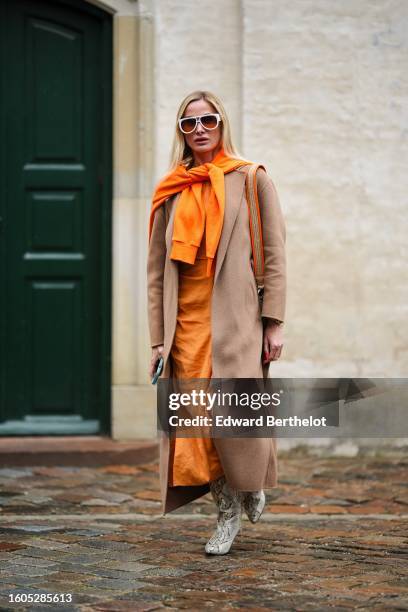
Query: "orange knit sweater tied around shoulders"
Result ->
[[149, 146, 252, 277]]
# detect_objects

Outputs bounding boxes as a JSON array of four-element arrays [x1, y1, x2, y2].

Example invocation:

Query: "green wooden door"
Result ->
[[0, 0, 112, 435]]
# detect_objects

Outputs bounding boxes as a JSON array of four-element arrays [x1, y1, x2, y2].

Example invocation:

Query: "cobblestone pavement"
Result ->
[[0, 453, 407, 610]]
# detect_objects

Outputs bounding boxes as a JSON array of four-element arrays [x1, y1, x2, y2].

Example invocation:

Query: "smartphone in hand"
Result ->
[[151, 356, 164, 385]]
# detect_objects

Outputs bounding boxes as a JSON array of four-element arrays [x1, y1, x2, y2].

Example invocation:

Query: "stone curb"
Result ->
[[0, 437, 158, 467]]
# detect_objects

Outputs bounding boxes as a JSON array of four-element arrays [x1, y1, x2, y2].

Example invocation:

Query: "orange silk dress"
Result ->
[[168, 183, 224, 487]]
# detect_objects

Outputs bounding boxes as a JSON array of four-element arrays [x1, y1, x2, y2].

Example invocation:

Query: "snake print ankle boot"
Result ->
[[205, 475, 243, 555], [242, 490, 266, 523]]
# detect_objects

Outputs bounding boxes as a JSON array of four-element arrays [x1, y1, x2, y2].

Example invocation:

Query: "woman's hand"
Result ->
[[149, 345, 164, 378], [262, 320, 283, 364]]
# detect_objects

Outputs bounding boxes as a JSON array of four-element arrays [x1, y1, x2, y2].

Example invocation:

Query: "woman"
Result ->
[[147, 91, 286, 555]]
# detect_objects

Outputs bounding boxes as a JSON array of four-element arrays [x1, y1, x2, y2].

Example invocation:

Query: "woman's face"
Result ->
[[181, 99, 222, 159]]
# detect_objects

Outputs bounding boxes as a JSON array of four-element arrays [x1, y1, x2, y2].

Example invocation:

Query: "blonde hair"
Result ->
[[168, 90, 246, 171]]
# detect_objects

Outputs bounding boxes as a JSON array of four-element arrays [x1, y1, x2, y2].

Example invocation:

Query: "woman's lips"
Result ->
[[195, 139, 209, 144]]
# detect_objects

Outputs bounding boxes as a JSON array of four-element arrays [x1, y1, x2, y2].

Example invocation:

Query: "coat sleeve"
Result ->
[[256, 168, 287, 323], [147, 204, 166, 347]]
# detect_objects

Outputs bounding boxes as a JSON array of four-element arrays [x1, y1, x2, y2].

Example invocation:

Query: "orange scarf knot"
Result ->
[[149, 146, 252, 276]]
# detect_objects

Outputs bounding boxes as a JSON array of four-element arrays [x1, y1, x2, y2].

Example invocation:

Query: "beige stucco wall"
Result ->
[[242, 1, 408, 380], [108, 0, 408, 439]]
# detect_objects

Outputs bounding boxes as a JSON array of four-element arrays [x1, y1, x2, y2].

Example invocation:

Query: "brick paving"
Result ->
[[0, 452, 407, 610]]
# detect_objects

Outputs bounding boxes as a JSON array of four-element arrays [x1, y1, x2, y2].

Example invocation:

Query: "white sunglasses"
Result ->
[[178, 113, 222, 134]]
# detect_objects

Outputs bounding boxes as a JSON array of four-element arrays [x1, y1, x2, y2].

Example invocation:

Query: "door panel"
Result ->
[[0, 0, 112, 434], [27, 16, 83, 160]]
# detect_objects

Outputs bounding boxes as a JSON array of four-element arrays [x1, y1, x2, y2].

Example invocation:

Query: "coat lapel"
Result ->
[[213, 168, 247, 286], [161, 195, 179, 379]]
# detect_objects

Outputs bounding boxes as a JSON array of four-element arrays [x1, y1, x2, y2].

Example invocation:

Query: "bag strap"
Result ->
[[245, 164, 265, 289]]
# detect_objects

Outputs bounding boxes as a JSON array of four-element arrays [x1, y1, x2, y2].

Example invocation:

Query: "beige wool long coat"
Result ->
[[147, 165, 287, 515]]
